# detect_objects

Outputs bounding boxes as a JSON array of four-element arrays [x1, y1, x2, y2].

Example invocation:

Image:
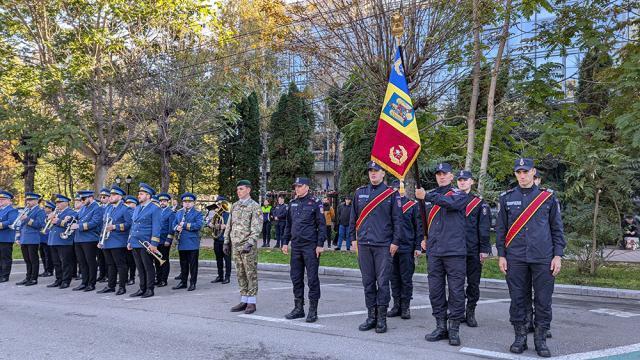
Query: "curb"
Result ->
[[14, 259, 640, 300]]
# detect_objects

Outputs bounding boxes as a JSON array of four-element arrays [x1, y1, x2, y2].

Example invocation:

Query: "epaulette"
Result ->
[[470, 192, 483, 199], [540, 187, 554, 193], [500, 188, 515, 197], [356, 185, 367, 191]]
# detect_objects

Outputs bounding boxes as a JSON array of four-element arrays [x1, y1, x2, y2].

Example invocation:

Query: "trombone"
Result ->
[[139, 240, 165, 265], [60, 218, 77, 240]]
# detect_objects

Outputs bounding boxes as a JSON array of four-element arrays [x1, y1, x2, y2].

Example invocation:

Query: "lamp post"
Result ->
[[126, 175, 133, 195], [115, 175, 121, 185]]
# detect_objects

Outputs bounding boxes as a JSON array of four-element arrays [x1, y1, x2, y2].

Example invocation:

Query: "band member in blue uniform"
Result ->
[[416, 163, 468, 346], [46, 194, 77, 289], [496, 158, 565, 357], [15, 192, 46, 286], [387, 180, 422, 320], [282, 177, 326, 323], [96, 187, 111, 283], [350, 161, 402, 334], [127, 183, 162, 298], [124, 195, 138, 285], [156, 193, 174, 287], [98, 186, 132, 295], [172, 192, 203, 291], [0, 191, 19, 283], [39, 200, 56, 277], [69, 190, 104, 292]]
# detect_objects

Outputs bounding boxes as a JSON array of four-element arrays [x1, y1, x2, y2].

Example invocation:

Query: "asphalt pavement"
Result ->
[[2, 264, 640, 360]]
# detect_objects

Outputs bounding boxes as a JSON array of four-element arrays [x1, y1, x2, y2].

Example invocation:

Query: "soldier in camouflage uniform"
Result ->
[[223, 180, 263, 314]]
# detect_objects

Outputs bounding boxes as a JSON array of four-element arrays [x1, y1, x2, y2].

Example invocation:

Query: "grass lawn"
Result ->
[[14, 244, 640, 290]]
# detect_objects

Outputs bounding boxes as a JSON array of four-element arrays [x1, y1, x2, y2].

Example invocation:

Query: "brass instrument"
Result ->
[[99, 216, 112, 247], [60, 218, 77, 240], [207, 200, 231, 238], [9, 207, 31, 230], [41, 209, 60, 234], [139, 240, 165, 265]]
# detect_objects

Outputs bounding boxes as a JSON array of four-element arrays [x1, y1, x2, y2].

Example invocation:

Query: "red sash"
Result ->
[[427, 190, 454, 230], [465, 197, 482, 217], [355, 188, 396, 231], [505, 191, 553, 247], [402, 200, 416, 214]]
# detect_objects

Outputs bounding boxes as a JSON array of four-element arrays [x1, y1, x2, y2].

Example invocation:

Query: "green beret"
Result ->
[[236, 180, 252, 187]]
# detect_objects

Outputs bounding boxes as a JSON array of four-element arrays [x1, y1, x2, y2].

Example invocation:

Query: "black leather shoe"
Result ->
[[97, 276, 107, 283], [83, 285, 96, 292], [72, 284, 87, 291], [157, 281, 167, 287], [172, 282, 187, 290], [425, 318, 449, 342], [153, 280, 160, 286], [230, 303, 247, 312], [24, 280, 38, 286], [222, 277, 230, 284], [358, 307, 377, 331], [59, 282, 70, 289], [0, 277, 8, 283], [174, 275, 182, 280], [141, 289, 154, 298], [40, 271, 53, 277], [130, 289, 145, 297], [188, 284, 196, 291], [47, 281, 62, 288], [116, 287, 126, 296], [16, 278, 28, 286], [211, 276, 223, 283], [97, 287, 115, 294], [127, 279, 135, 286]]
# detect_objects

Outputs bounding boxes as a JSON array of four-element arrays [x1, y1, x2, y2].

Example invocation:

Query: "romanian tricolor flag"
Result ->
[[370, 46, 421, 180]]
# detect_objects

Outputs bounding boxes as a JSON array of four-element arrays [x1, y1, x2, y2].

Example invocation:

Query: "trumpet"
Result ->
[[9, 207, 31, 230], [99, 216, 112, 247], [60, 218, 77, 240], [139, 240, 165, 265], [41, 210, 60, 234]]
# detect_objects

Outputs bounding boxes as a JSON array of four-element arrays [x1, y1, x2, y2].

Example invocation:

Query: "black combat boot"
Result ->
[[306, 299, 318, 323], [425, 318, 448, 342], [465, 304, 478, 327], [400, 299, 411, 319], [375, 306, 388, 333], [358, 307, 377, 331], [448, 320, 461, 346], [387, 298, 401, 317], [534, 327, 551, 357], [509, 324, 528, 354], [285, 298, 305, 320]]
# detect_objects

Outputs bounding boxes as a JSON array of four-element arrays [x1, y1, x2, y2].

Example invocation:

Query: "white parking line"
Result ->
[[265, 283, 347, 291], [238, 314, 325, 328], [589, 308, 640, 318], [460, 342, 640, 360]]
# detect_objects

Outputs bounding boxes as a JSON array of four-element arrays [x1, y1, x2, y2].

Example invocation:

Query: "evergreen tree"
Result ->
[[268, 83, 314, 190], [218, 92, 262, 198]]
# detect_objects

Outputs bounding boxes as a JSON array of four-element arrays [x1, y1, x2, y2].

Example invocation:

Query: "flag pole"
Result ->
[[391, 12, 429, 244]]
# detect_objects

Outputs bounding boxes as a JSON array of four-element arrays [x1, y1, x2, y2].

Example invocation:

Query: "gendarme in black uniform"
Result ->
[[282, 177, 326, 323], [496, 158, 565, 358], [349, 161, 402, 334]]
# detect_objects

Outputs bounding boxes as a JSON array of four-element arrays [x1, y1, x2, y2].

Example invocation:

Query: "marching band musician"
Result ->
[[172, 192, 203, 291], [97, 186, 132, 295], [46, 194, 77, 289], [155, 193, 174, 288], [96, 187, 111, 283], [127, 183, 162, 298], [39, 200, 56, 278], [15, 192, 46, 286], [211, 195, 231, 284], [69, 190, 104, 292], [124, 195, 139, 285], [0, 190, 19, 283]]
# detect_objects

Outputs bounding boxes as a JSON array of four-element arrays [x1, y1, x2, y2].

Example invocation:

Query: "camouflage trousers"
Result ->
[[232, 245, 258, 296]]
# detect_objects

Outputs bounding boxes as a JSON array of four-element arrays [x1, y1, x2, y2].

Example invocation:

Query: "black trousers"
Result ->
[[39, 243, 54, 273], [178, 249, 199, 285], [290, 244, 320, 300], [70, 246, 78, 277], [51, 245, 74, 283], [0, 242, 13, 278], [358, 245, 392, 308], [21, 244, 40, 281], [126, 249, 136, 280], [428, 255, 467, 321], [155, 245, 171, 282], [506, 259, 555, 330], [75, 242, 98, 286], [132, 247, 155, 291], [390, 251, 415, 301], [274, 222, 286, 247], [325, 225, 333, 247], [465, 254, 483, 307], [262, 221, 271, 245], [213, 240, 231, 278], [97, 249, 106, 278], [103, 248, 127, 289]]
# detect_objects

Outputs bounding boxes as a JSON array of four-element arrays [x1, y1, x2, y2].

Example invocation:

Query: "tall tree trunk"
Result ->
[[260, 131, 269, 197], [478, 0, 512, 194], [590, 188, 602, 275], [464, 0, 483, 171], [159, 149, 171, 193], [93, 158, 109, 192], [22, 150, 37, 193]]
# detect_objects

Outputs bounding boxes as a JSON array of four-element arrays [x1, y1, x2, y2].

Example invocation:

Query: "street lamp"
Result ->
[[125, 175, 133, 195], [115, 175, 121, 185]]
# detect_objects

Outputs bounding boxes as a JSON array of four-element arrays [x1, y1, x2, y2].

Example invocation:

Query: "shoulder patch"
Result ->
[[500, 188, 515, 197], [540, 187, 554, 193]]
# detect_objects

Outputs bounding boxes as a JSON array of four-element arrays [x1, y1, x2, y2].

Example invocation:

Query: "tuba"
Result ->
[[208, 200, 231, 239]]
